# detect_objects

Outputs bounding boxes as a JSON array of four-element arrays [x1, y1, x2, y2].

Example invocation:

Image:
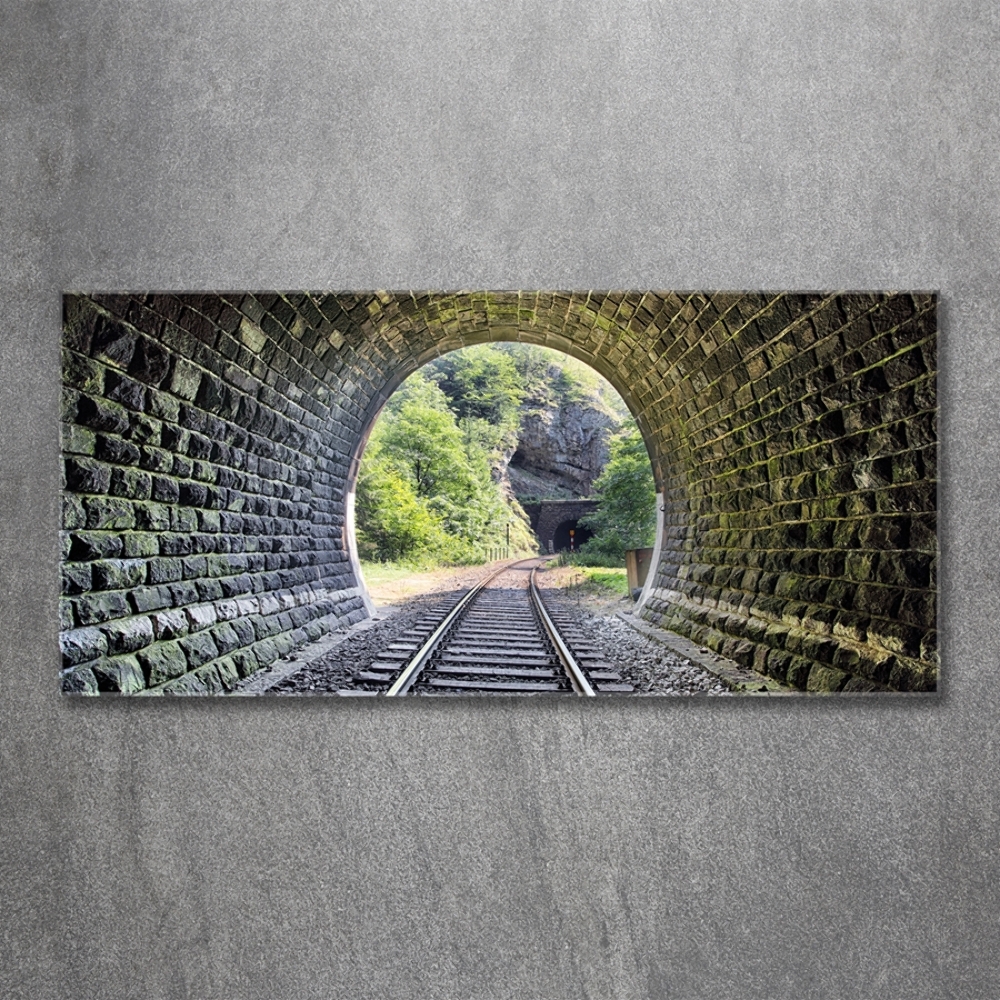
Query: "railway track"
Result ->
[[352, 558, 633, 696]]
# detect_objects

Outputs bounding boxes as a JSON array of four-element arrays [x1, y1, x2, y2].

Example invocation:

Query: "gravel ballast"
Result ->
[[237, 560, 733, 696]]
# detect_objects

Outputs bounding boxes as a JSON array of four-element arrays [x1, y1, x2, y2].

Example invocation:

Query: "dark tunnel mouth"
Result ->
[[551, 519, 595, 553]]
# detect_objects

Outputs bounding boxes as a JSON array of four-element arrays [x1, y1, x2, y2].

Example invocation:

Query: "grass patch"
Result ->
[[554, 551, 625, 569], [359, 561, 432, 589], [560, 565, 629, 599]]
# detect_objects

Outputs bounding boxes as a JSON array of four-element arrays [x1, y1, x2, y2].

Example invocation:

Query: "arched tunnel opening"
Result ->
[[552, 520, 594, 552], [59, 291, 937, 695], [347, 340, 642, 582]]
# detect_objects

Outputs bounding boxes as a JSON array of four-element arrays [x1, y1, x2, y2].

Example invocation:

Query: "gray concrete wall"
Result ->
[[3, 2, 997, 997]]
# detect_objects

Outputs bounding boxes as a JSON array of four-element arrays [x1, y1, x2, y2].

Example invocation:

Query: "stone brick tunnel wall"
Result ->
[[59, 291, 936, 694]]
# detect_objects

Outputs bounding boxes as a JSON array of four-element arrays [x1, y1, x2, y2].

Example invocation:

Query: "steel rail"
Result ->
[[529, 566, 596, 697], [385, 559, 532, 697]]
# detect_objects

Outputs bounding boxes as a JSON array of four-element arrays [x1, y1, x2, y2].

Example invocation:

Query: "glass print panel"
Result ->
[[59, 291, 937, 696]]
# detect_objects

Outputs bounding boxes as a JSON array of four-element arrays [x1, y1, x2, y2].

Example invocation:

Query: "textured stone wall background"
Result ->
[[4, 2, 998, 998]]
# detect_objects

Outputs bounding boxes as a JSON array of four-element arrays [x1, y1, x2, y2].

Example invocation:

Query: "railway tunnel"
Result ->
[[521, 500, 599, 553], [59, 291, 937, 694]]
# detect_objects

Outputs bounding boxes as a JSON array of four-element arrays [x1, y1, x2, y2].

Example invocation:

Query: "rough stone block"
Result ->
[[84, 496, 135, 530], [160, 424, 189, 453], [169, 359, 203, 401], [62, 423, 96, 456], [920, 630, 937, 662], [868, 620, 923, 658], [179, 631, 220, 668], [61, 562, 93, 595], [171, 507, 198, 532], [884, 349, 926, 387], [179, 481, 208, 507], [148, 556, 183, 584], [63, 349, 106, 393], [130, 585, 175, 614], [887, 657, 933, 692], [152, 475, 180, 504], [253, 636, 281, 667], [875, 551, 931, 589], [125, 413, 162, 447], [73, 591, 129, 626], [104, 371, 147, 411], [122, 532, 159, 558], [61, 665, 99, 695], [168, 580, 199, 606], [63, 494, 86, 530], [182, 555, 208, 579], [831, 613, 868, 643], [220, 574, 253, 598], [100, 615, 155, 655], [211, 622, 241, 655], [69, 531, 124, 561], [129, 337, 171, 385], [76, 395, 129, 434], [160, 672, 210, 695], [853, 647, 894, 685], [842, 677, 881, 693], [806, 664, 850, 692], [92, 319, 138, 370], [230, 618, 256, 647], [134, 501, 171, 531], [196, 579, 224, 602], [193, 663, 225, 694], [214, 656, 241, 690], [231, 648, 260, 678], [139, 446, 173, 473], [64, 457, 111, 495], [92, 654, 146, 693], [151, 608, 189, 640], [854, 583, 901, 618], [196, 374, 229, 414], [92, 558, 146, 591], [213, 599, 239, 621], [137, 642, 189, 687], [160, 533, 192, 556], [110, 468, 152, 501], [148, 387, 180, 423], [785, 656, 813, 689], [185, 603, 217, 631], [60, 626, 108, 667]]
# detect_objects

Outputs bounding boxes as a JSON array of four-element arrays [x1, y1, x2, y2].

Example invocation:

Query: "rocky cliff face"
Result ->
[[505, 399, 617, 500]]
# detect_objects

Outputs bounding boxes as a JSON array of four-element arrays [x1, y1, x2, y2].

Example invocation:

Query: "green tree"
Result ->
[[377, 374, 481, 501], [354, 463, 446, 562], [428, 345, 525, 427], [355, 368, 536, 564], [579, 422, 657, 560]]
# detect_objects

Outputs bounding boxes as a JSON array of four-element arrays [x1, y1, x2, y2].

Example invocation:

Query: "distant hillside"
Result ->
[[424, 344, 629, 502]]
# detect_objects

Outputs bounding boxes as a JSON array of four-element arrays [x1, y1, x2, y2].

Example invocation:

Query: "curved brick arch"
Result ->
[[519, 501, 601, 553], [59, 290, 937, 694]]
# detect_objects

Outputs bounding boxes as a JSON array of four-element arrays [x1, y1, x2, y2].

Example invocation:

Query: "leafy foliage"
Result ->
[[428, 345, 525, 427], [355, 344, 653, 568], [355, 370, 533, 565], [578, 422, 657, 560]]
